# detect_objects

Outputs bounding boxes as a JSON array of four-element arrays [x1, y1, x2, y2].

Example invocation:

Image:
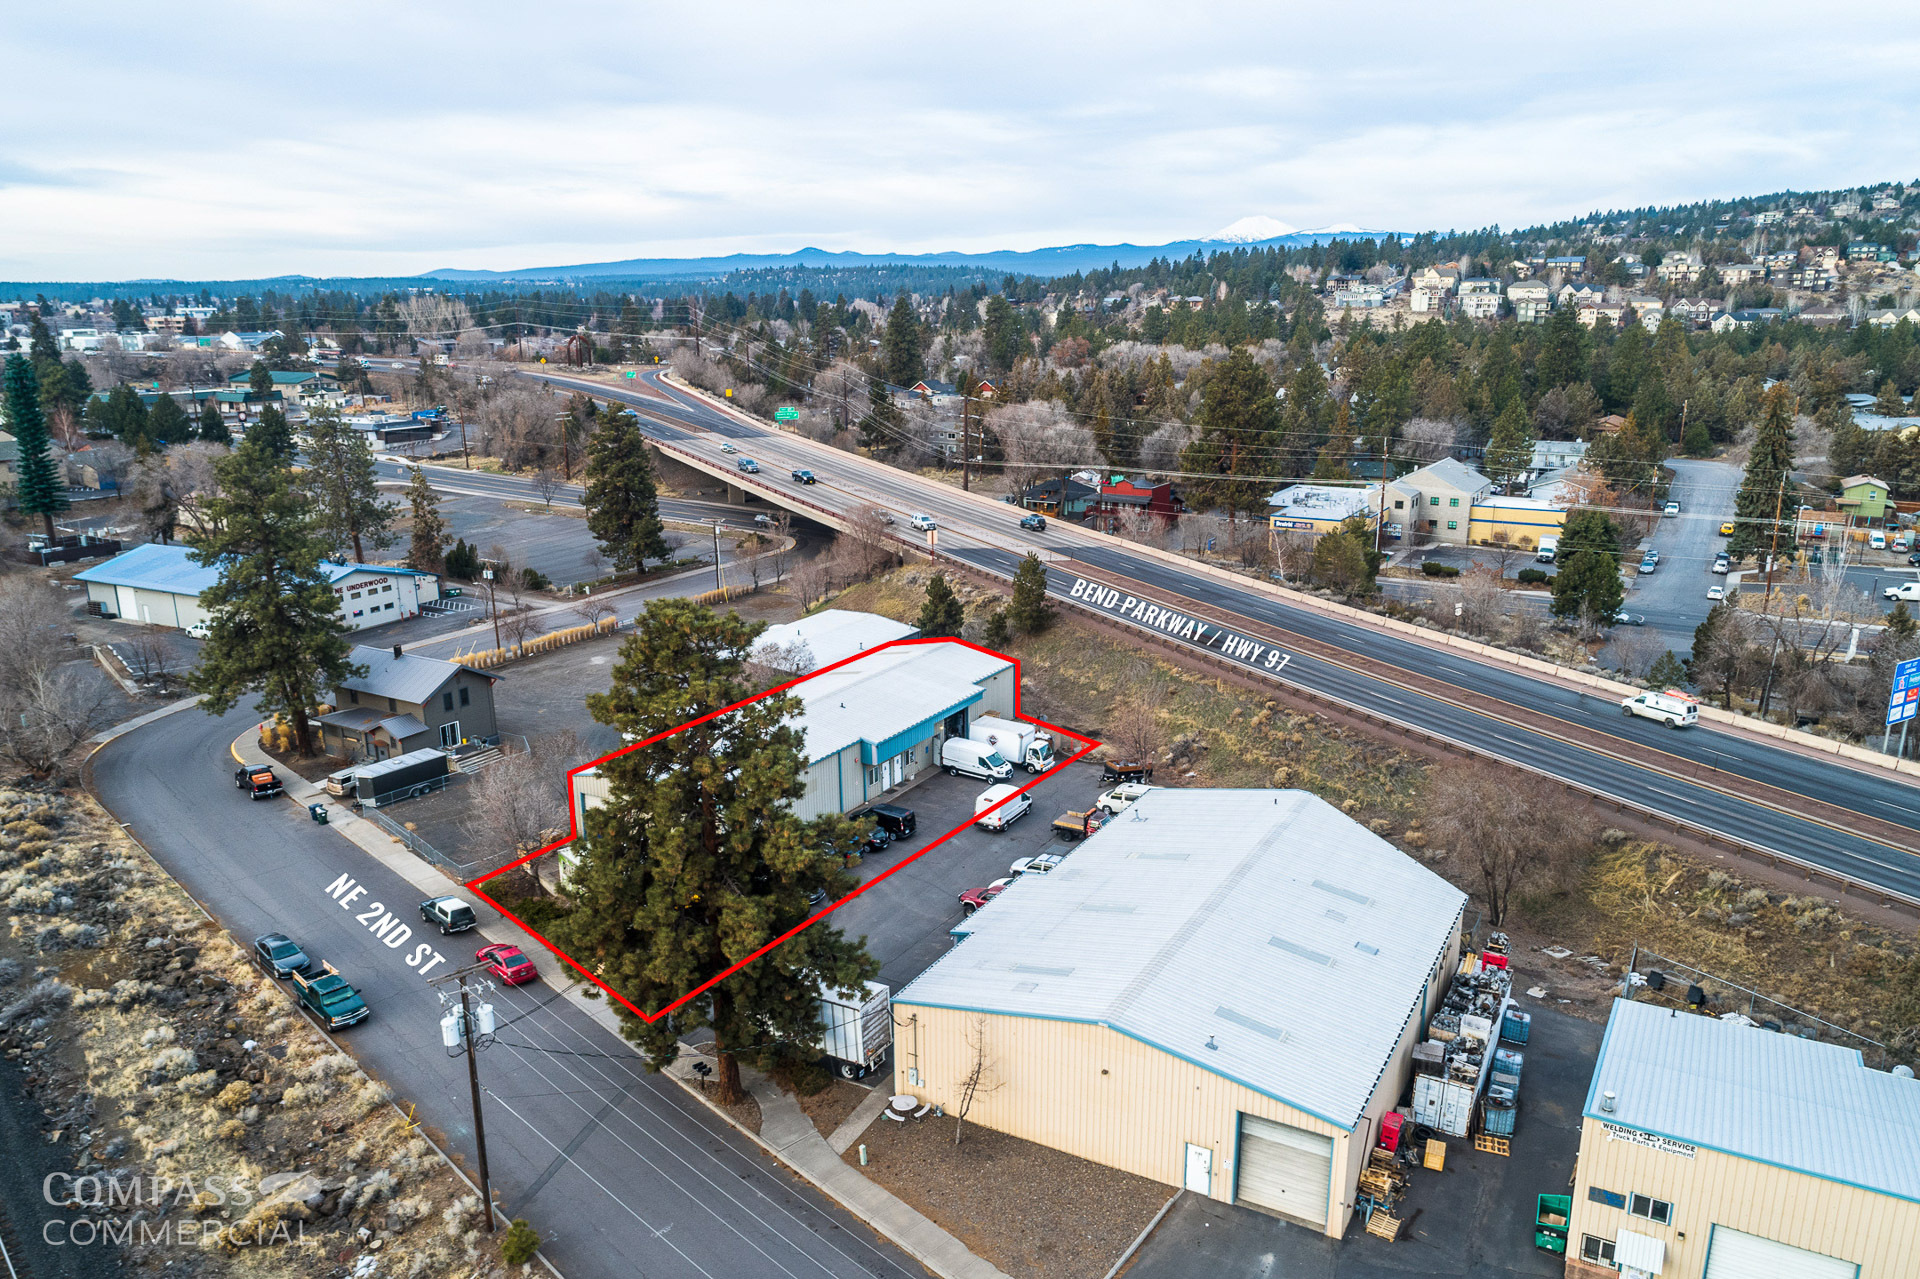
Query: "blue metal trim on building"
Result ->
[[861, 689, 980, 764]]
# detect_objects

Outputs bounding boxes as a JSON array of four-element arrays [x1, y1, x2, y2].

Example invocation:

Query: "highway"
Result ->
[[521, 366, 1920, 902], [88, 706, 922, 1279]]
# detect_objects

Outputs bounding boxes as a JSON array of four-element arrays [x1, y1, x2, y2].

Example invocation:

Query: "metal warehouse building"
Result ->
[[73, 542, 440, 632], [568, 633, 1014, 852], [893, 788, 1467, 1237], [1567, 998, 1920, 1279]]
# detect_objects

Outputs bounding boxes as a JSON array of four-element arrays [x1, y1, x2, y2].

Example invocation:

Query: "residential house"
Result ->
[[1087, 477, 1184, 531], [1525, 439, 1589, 483], [906, 378, 957, 400], [1332, 284, 1389, 310], [1508, 280, 1552, 323], [1557, 282, 1607, 310], [1544, 255, 1586, 276], [1266, 484, 1380, 538], [317, 644, 501, 760], [1457, 291, 1502, 320], [1019, 475, 1100, 521], [1830, 200, 1861, 218], [1457, 277, 1502, 295], [1868, 309, 1920, 328], [1849, 242, 1893, 263], [1710, 308, 1784, 334], [1625, 294, 1665, 329], [1673, 297, 1720, 327], [1528, 464, 1607, 508], [1594, 414, 1630, 434], [1388, 457, 1490, 545], [1838, 475, 1893, 523], [1579, 303, 1627, 329], [1754, 209, 1786, 226], [1656, 252, 1704, 284], [1412, 265, 1460, 293], [1718, 261, 1766, 287]]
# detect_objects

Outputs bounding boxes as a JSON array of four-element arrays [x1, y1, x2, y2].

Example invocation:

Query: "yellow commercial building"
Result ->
[[892, 789, 1466, 1237], [1566, 998, 1920, 1279], [1467, 495, 1566, 551]]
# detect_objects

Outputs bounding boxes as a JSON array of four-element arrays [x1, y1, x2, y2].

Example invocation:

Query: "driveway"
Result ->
[[1623, 459, 1739, 652], [1123, 1005, 1602, 1279]]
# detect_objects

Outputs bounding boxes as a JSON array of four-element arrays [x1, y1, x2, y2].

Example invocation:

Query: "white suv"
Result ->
[[909, 513, 938, 532]]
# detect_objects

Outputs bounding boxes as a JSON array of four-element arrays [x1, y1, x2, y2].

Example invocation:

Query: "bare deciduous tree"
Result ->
[[0, 578, 112, 776], [1105, 662, 1170, 764], [531, 467, 563, 510], [953, 1015, 1002, 1147], [1400, 417, 1459, 463], [835, 506, 898, 583], [768, 512, 795, 583], [1456, 567, 1508, 637], [1272, 531, 1316, 583], [121, 630, 176, 685], [571, 597, 616, 628], [459, 729, 585, 868], [747, 638, 816, 689], [790, 553, 832, 609], [986, 400, 1105, 493], [1429, 765, 1590, 925]]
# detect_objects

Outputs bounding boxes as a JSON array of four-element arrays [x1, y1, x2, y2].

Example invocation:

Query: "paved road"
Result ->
[[1626, 458, 1740, 650], [89, 704, 924, 1279], [516, 368, 1920, 900]]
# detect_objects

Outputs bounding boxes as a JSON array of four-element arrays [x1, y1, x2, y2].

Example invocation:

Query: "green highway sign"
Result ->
[[774, 406, 799, 422], [625, 371, 637, 378]]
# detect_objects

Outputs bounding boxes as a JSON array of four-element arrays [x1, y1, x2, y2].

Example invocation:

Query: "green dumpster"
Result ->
[[1534, 1194, 1571, 1254]]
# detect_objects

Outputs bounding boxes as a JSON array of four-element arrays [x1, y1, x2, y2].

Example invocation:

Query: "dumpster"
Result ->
[[1535, 1194, 1570, 1254]]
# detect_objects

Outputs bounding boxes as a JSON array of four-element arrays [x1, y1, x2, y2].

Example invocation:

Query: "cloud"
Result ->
[[1, 4, 1916, 278]]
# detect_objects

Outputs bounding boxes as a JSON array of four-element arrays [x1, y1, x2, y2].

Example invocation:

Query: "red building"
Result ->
[[1087, 478, 1184, 531]]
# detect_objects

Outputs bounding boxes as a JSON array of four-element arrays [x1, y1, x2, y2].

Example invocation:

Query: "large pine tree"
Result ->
[[882, 294, 922, 387], [1727, 384, 1796, 562], [197, 400, 232, 444], [917, 572, 966, 637], [301, 406, 395, 562], [147, 393, 194, 446], [1007, 553, 1055, 635], [404, 466, 449, 573], [3, 355, 67, 538], [556, 600, 876, 1099], [1179, 346, 1280, 519], [186, 438, 362, 757], [1483, 399, 1536, 490], [582, 409, 669, 571], [246, 404, 295, 460]]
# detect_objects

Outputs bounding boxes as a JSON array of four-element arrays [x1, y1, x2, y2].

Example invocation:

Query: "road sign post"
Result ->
[[1883, 656, 1920, 754]]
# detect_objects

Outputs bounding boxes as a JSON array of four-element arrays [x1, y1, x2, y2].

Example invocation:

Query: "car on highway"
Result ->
[[1719, 521, 1735, 536], [235, 764, 282, 800], [477, 943, 538, 986], [1706, 584, 1725, 601], [419, 895, 477, 935], [958, 879, 1013, 917], [253, 932, 312, 978], [909, 513, 937, 532], [736, 457, 760, 473], [791, 468, 817, 484], [1095, 782, 1158, 814], [1610, 610, 1646, 627], [1019, 513, 1047, 532], [291, 962, 370, 1029], [754, 513, 774, 527], [718, 442, 737, 454]]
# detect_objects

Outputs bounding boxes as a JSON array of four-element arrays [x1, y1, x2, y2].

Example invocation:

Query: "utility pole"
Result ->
[[959, 385, 973, 493], [483, 565, 502, 651], [432, 965, 499, 1233], [712, 521, 723, 592]]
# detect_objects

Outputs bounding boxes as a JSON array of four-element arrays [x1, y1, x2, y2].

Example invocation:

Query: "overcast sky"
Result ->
[[5, 2, 1916, 281]]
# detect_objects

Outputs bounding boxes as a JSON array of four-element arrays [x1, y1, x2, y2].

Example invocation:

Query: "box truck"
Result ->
[[1535, 535, 1558, 563], [942, 738, 1012, 781], [968, 716, 1055, 774], [817, 981, 891, 1079]]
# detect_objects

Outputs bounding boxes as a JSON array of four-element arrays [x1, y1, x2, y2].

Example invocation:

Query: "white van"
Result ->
[[942, 738, 1012, 781], [975, 784, 1032, 831], [1870, 531, 1887, 551], [1620, 689, 1699, 729]]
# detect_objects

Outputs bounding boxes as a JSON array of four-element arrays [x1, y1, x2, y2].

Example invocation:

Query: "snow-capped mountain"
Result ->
[[1208, 215, 1300, 243]]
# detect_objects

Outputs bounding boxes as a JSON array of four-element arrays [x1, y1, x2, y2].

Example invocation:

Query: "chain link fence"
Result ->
[[1623, 944, 1893, 1068]]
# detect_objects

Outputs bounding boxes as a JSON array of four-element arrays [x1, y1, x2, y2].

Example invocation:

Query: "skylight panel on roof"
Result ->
[[1215, 1007, 1286, 1040], [1270, 937, 1333, 966]]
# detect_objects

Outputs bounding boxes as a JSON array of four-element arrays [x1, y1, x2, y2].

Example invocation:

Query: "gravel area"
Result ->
[[790, 1078, 871, 1140], [846, 1113, 1169, 1279]]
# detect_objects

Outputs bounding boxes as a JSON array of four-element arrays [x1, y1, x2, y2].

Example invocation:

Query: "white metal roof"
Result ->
[[756, 610, 918, 673], [1587, 998, 1920, 1203], [788, 642, 1007, 764], [895, 789, 1467, 1130]]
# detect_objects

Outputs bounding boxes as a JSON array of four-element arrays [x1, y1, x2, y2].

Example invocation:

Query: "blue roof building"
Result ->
[[74, 542, 441, 632]]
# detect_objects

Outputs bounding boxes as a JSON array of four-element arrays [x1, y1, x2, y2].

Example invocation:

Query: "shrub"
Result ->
[[502, 1219, 542, 1266], [1421, 560, 1461, 578], [1516, 568, 1549, 584]]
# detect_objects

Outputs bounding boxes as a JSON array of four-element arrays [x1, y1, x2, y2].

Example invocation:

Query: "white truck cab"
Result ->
[[969, 716, 1055, 774], [1620, 689, 1699, 729]]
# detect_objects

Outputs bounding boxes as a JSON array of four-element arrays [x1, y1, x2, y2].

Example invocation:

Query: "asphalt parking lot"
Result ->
[[830, 758, 1118, 992]]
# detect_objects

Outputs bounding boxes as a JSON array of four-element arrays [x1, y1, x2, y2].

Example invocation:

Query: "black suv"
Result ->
[[855, 803, 916, 841], [791, 468, 817, 484]]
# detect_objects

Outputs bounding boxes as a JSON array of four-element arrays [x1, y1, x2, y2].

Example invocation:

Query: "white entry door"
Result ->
[[1183, 1143, 1212, 1194]]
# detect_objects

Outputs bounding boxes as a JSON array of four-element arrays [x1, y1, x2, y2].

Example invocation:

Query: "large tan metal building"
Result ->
[[1567, 998, 1920, 1279], [893, 789, 1467, 1237]]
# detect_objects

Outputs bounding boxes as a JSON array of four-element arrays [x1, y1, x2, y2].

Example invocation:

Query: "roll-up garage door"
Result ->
[[1234, 1114, 1332, 1229], [1703, 1225, 1858, 1279]]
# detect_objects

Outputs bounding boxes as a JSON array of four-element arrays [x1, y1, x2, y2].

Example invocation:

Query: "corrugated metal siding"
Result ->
[[894, 1008, 1356, 1238], [977, 669, 1015, 718], [1568, 1117, 1919, 1278]]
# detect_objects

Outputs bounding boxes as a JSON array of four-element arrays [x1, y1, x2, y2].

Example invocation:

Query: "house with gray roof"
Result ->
[[317, 644, 500, 759]]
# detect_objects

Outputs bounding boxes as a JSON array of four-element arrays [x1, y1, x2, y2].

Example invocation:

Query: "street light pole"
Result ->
[[483, 566, 501, 651], [712, 522, 723, 592]]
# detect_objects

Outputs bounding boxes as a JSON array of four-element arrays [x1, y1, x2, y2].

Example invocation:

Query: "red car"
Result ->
[[958, 878, 1013, 917], [476, 943, 537, 985]]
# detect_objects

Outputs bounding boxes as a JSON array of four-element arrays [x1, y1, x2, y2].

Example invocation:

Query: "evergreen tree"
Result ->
[[1726, 384, 1795, 561], [3, 355, 67, 538], [1007, 553, 1055, 634], [1647, 651, 1689, 689], [859, 376, 906, 453], [982, 608, 1011, 650], [554, 600, 877, 1099], [246, 404, 295, 461], [1536, 303, 1588, 389], [1483, 399, 1536, 489], [248, 360, 273, 396], [1559, 507, 1624, 564], [916, 572, 966, 637], [1308, 517, 1381, 594], [1549, 550, 1625, 623], [882, 295, 923, 387], [26, 312, 59, 365], [1179, 346, 1280, 519], [103, 383, 150, 445], [445, 538, 481, 580], [302, 406, 395, 562], [147, 393, 193, 446], [186, 438, 363, 757], [1688, 601, 1747, 709], [404, 466, 449, 573], [197, 400, 232, 444], [582, 409, 670, 571]]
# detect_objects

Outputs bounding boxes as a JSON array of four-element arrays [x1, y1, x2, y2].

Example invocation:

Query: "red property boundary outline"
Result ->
[[466, 637, 1100, 1023]]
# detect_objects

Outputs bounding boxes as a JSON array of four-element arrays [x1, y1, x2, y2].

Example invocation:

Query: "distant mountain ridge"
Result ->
[[424, 225, 1399, 283]]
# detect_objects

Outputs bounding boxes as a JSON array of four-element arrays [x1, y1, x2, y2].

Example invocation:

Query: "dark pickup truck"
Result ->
[[235, 764, 283, 800], [1099, 759, 1153, 784], [291, 963, 369, 1029]]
